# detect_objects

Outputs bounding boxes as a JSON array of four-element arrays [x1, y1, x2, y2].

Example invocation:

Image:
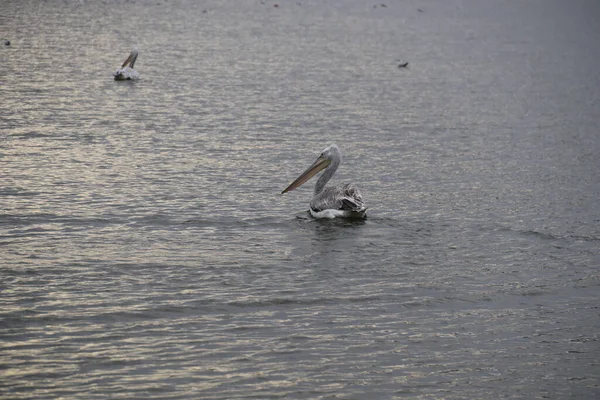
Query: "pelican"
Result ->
[[282, 144, 367, 219], [113, 50, 139, 80]]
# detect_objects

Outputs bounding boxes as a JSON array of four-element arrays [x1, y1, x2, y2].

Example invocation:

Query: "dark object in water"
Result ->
[[398, 62, 408, 68], [3, 39, 10, 46]]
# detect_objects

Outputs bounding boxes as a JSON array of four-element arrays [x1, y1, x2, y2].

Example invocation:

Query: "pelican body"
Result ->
[[282, 144, 367, 219], [113, 50, 139, 81]]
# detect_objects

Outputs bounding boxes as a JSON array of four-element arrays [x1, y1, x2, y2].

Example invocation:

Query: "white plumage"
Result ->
[[113, 50, 139, 81], [282, 144, 367, 219]]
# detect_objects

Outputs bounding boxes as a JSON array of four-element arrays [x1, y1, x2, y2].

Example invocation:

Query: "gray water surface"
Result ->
[[2, 0, 599, 398]]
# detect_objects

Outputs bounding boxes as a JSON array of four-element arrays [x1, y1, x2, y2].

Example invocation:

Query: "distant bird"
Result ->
[[282, 144, 367, 219], [113, 50, 139, 81], [3, 39, 10, 46], [398, 62, 409, 68]]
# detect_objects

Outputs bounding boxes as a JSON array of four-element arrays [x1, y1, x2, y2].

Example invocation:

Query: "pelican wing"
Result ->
[[310, 183, 366, 212], [113, 67, 139, 81]]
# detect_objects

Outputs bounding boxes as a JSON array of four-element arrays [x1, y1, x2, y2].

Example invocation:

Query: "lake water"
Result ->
[[1, 0, 599, 398]]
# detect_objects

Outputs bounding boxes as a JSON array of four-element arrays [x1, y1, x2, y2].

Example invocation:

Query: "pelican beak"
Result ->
[[282, 156, 331, 194], [121, 52, 135, 68]]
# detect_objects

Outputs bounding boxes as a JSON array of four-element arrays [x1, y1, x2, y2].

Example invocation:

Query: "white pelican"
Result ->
[[282, 144, 367, 219], [113, 50, 139, 81]]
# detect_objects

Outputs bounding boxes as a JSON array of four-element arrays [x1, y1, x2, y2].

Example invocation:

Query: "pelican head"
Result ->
[[282, 144, 341, 194]]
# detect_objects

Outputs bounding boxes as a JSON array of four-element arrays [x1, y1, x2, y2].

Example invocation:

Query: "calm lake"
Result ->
[[1, 0, 599, 398]]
